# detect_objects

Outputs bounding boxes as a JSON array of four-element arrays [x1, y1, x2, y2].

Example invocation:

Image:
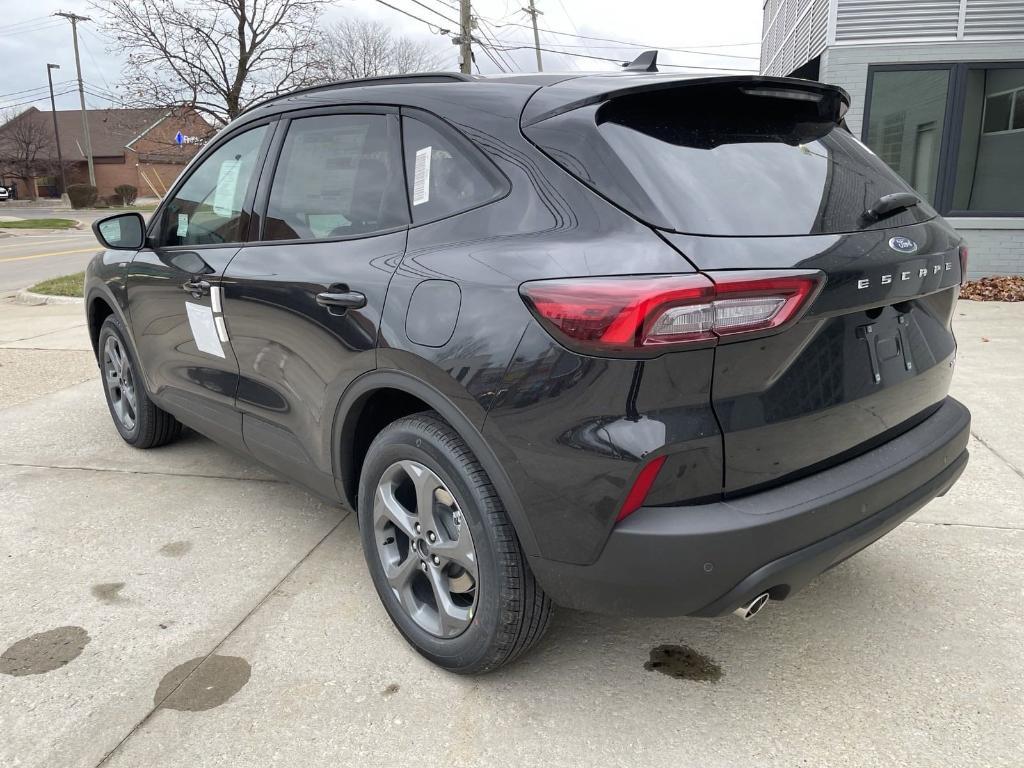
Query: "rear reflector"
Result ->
[[520, 270, 822, 355], [617, 455, 666, 523]]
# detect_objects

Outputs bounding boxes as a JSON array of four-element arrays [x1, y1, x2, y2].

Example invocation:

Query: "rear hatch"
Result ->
[[524, 75, 964, 494]]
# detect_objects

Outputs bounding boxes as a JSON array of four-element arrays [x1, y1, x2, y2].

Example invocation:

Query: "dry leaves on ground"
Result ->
[[960, 276, 1024, 302]]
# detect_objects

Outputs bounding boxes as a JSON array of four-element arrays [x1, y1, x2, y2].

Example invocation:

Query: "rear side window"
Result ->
[[525, 83, 937, 237], [264, 114, 408, 241], [401, 115, 506, 224]]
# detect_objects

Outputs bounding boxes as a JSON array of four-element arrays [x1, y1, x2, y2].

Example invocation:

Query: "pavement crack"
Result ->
[[0, 461, 286, 485], [90, 513, 348, 767], [907, 520, 1024, 532], [970, 429, 1024, 482]]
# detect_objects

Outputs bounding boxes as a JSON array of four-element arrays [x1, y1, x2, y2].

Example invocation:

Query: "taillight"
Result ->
[[520, 270, 823, 356], [959, 243, 969, 285]]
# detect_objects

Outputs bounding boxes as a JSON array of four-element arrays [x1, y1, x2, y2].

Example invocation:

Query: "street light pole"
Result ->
[[46, 63, 68, 197], [54, 12, 95, 187]]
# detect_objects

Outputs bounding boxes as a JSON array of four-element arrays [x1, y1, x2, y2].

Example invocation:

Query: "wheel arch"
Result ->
[[86, 286, 126, 358], [332, 369, 540, 558]]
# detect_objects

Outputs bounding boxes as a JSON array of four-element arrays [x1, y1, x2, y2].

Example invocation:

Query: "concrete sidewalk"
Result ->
[[1, 299, 1022, 768]]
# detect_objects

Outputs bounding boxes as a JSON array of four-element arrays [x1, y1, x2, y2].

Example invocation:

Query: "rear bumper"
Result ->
[[530, 396, 970, 617]]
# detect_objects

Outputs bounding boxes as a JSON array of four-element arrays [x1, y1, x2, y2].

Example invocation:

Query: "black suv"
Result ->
[[86, 70, 970, 673]]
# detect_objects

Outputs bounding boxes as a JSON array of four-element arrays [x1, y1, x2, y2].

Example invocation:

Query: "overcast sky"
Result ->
[[0, 0, 762, 114]]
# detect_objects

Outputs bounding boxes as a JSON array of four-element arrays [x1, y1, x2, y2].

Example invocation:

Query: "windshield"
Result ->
[[526, 83, 936, 236]]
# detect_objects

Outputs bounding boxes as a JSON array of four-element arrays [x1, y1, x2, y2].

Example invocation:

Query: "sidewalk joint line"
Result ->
[[91, 514, 348, 768], [971, 429, 1024, 482], [0, 460, 287, 485]]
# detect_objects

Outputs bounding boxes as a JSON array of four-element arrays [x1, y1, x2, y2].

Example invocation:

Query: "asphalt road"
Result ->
[[0, 298, 1022, 767], [0, 208, 113, 292]]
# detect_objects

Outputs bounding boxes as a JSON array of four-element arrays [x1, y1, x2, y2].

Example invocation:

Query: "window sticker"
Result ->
[[413, 146, 432, 206], [213, 159, 241, 216], [185, 302, 225, 358], [177, 213, 189, 237]]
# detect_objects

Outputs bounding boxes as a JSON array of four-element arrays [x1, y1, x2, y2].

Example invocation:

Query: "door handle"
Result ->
[[183, 278, 211, 296], [316, 290, 366, 310]]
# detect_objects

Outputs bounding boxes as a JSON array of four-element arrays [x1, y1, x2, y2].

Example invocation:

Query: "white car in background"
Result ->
[[0, 187, 9, 201]]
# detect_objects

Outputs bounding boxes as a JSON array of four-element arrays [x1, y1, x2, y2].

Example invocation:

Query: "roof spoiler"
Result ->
[[522, 75, 851, 127]]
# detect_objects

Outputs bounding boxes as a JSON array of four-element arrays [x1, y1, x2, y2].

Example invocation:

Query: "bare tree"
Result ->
[[0, 109, 65, 200], [322, 18, 449, 81], [94, 0, 332, 125]]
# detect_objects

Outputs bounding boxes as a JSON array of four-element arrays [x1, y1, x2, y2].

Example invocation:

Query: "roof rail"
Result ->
[[239, 73, 474, 117]]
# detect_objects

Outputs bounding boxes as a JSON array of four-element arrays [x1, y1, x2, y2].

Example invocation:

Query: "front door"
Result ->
[[127, 123, 272, 449], [221, 110, 409, 496]]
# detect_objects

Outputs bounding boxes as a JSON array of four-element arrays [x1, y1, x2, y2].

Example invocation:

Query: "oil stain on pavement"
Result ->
[[159, 541, 192, 557], [91, 582, 126, 604], [155, 655, 251, 711], [644, 644, 723, 682], [0, 626, 90, 676]]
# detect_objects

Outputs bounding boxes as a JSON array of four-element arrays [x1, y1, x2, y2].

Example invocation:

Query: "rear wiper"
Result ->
[[860, 192, 920, 227]]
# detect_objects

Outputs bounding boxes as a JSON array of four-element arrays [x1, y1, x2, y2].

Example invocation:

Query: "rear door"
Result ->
[[128, 122, 272, 450], [221, 108, 409, 497]]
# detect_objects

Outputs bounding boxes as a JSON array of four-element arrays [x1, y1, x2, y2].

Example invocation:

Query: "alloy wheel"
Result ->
[[103, 336, 138, 432], [372, 459, 479, 638]]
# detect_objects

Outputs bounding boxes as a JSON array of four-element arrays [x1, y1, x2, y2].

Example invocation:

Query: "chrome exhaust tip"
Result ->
[[733, 592, 770, 620]]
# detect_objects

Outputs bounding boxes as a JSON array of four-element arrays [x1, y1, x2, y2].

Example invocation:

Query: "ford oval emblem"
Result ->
[[889, 236, 918, 254]]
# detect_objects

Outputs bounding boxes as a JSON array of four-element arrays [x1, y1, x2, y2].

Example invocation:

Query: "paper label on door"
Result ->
[[177, 213, 189, 237], [412, 146, 432, 206], [185, 302, 225, 358]]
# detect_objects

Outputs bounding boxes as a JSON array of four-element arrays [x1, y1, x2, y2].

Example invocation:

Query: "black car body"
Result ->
[[85, 70, 970, 671]]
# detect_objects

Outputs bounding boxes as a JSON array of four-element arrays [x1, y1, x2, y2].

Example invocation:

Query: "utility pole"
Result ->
[[54, 12, 95, 187], [45, 63, 68, 196], [458, 0, 473, 74], [524, 0, 543, 72]]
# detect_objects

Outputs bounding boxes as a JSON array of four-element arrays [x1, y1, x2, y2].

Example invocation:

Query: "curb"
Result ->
[[14, 289, 84, 306]]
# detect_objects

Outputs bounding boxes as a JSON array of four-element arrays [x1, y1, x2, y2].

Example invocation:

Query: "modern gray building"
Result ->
[[760, 0, 1024, 278]]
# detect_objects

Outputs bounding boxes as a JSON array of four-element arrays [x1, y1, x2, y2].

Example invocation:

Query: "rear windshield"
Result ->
[[525, 83, 936, 236]]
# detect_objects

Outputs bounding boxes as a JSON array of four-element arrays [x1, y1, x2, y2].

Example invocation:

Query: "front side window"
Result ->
[[158, 125, 268, 247], [263, 114, 408, 241], [865, 63, 1024, 215], [402, 115, 505, 224]]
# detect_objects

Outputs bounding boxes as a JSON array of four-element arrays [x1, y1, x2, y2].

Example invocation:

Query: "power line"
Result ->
[[486, 44, 757, 71], [0, 86, 79, 112], [373, 0, 454, 33], [0, 81, 75, 100], [477, 18, 518, 72], [403, 0, 460, 26], [487, 20, 760, 58]]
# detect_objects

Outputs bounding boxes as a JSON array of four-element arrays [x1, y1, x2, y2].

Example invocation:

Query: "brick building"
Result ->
[[760, 0, 1024, 278], [0, 105, 213, 200]]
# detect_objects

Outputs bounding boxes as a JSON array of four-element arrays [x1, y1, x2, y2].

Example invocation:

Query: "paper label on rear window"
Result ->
[[412, 146, 432, 206], [185, 302, 225, 358]]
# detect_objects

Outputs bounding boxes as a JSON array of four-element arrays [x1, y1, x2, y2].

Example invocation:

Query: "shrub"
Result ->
[[67, 184, 98, 209], [114, 184, 138, 206], [107, 193, 124, 207]]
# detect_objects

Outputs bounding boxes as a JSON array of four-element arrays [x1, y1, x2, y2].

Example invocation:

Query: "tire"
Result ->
[[97, 314, 181, 449], [357, 411, 551, 674]]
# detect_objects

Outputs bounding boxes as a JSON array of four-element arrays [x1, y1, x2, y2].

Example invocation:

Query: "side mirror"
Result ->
[[92, 212, 146, 250]]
